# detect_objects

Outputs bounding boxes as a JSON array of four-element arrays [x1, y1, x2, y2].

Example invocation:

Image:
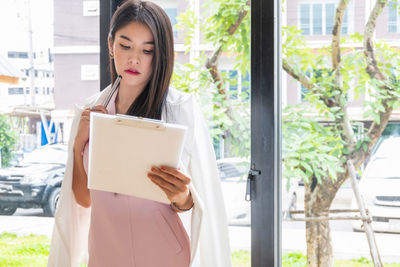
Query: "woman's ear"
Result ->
[[108, 37, 114, 55]]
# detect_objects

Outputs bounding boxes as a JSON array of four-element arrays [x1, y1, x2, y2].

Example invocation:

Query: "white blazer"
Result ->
[[47, 86, 232, 267]]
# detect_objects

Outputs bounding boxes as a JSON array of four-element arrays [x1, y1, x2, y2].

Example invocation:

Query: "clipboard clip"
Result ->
[[114, 114, 166, 130]]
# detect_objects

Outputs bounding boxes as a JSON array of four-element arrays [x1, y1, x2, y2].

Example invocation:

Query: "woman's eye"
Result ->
[[120, 44, 130, 49], [144, 50, 153, 54]]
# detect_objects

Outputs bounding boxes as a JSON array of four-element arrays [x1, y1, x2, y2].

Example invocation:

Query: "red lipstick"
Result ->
[[124, 69, 140, 75]]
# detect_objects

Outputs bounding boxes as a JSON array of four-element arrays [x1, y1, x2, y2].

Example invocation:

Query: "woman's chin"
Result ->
[[120, 77, 146, 88]]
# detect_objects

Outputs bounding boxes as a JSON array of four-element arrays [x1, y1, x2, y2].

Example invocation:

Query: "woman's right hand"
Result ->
[[74, 105, 108, 151]]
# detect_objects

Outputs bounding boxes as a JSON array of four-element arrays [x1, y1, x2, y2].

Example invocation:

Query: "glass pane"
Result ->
[[312, 4, 322, 35], [164, 8, 178, 37], [342, 7, 349, 34], [284, 0, 400, 266], [388, 1, 397, 33], [300, 4, 310, 35], [166, 0, 252, 264], [300, 84, 309, 102], [326, 3, 335, 35]]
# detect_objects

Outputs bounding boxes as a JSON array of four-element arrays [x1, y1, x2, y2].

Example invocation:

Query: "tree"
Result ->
[[172, 0, 398, 266], [171, 0, 250, 158], [0, 115, 18, 167], [283, 0, 400, 266]]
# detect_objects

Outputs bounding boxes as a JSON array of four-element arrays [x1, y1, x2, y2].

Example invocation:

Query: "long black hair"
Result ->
[[108, 0, 174, 119]]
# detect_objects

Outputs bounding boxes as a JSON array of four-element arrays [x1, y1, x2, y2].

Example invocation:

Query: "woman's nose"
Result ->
[[128, 53, 140, 65]]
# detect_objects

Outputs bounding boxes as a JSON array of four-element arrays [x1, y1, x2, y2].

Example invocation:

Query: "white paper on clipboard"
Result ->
[[87, 112, 187, 204]]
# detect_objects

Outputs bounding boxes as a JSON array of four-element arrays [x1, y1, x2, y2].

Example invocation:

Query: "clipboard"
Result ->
[[87, 112, 187, 204]]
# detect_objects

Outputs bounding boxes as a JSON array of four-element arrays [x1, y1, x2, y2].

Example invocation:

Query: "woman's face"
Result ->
[[109, 21, 154, 90]]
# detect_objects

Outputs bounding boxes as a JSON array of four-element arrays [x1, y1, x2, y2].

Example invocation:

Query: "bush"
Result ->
[[0, 116, 18, 167]]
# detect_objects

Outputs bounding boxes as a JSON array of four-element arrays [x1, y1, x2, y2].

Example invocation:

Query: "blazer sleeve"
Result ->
[[47, 87, 110, 267], [177, 94, 232, 267], [47, 106, 91, 267]]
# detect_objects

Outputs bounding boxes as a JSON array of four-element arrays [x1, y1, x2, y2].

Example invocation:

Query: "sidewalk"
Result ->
[[0, 215, 54, 237], [1, 215, 399, 263]]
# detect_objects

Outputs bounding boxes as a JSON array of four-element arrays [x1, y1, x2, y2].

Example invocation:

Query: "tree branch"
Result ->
[[331, 0, 348, 70], [331, 0, 356, 151], [282, 59, 314, 90], [364, 0, 387, 80], [348, 0, 392, 169], [206, 0, 250, 94], [283, 58, 338, 108]]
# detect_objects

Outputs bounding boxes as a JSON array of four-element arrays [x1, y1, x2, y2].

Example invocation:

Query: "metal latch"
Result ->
[[245, 164, 261, 201]]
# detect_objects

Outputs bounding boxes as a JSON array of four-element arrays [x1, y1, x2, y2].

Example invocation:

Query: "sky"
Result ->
[[0, 0, 53, 56]]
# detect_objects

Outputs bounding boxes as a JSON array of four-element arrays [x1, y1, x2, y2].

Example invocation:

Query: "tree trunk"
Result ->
[[305, 218, 333, 267], [304, 174, 344, 267]]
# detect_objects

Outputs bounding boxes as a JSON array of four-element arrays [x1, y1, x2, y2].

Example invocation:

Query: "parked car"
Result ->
[[0, 144, 67, 216], [352, 137, 400, 233]]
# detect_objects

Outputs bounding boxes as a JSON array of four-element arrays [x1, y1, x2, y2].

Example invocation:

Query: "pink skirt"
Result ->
[[87, 190, 190, 267]]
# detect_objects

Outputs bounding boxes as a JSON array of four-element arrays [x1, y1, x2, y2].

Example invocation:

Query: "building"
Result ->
[[0, 0, 55, 151], [284, 0, 400, 124]]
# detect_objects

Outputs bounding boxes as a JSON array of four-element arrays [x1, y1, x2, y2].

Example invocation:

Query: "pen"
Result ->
[[103, 75, 122, 108]]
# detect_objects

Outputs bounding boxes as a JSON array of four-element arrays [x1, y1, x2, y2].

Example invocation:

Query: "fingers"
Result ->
[[89, 105, 108, 114], [147, 172, 177, 193], [158, 166, 191, 184], [147, 167, 191, 205], [83, 105, 108, 115], [149, 167, 182, 187], [148, 166, 190, 192]]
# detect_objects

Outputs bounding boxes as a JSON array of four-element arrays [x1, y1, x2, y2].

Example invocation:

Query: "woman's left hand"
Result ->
[[147, 166, 193, 210]]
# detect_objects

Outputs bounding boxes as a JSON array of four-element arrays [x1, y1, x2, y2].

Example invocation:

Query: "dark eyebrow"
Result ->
[[119, 35, 154, 45]]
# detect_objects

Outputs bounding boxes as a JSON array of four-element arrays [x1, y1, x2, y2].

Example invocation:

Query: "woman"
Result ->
[[47, 1, 231, 266]]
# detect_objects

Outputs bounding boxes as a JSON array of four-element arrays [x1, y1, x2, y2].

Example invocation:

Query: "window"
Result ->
[[299, 3, 349, 35], [221, 70, 239, 99], [229, 70, 238, 93], [242, 72, 250, 100], [389, 1, 398, 32], [342, 7, 349, 34], [325, 3, 335, 34], [164, 8, 178, 37], [300, 4, 310, 35], [300, 83, 309, 102], [300, 71, 311, 102], [8, 88, 24, 95], [221, 70, 251, 100], [312, 4, 322, 35], [7, 51, 28, 59]]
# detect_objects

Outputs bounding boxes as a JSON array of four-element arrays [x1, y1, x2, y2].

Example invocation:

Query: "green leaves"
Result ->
[[171, 59, 251, 158], [282, 106, 345, 185], [172, 0, 251, 158], [0, 116, 18, 167]]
